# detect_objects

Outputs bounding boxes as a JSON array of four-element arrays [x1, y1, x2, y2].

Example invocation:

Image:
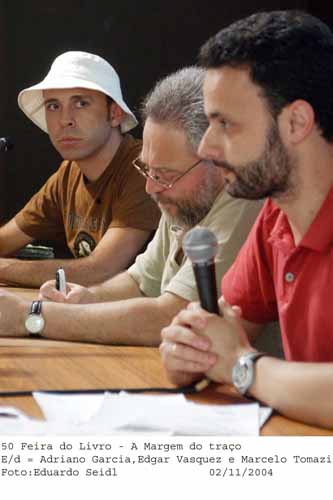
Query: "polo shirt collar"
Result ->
[[301, 187, 333, 251], [269, 187, 333, 252]]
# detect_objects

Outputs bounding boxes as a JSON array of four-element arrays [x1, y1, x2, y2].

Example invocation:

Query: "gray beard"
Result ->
[[156, 172, 224, 229], [160, 203, 210, 229]]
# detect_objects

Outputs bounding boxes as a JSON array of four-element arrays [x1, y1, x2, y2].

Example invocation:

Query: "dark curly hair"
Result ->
[[199, 10, 333, 141]]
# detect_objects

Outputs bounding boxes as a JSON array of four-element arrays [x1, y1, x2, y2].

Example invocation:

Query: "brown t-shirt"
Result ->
[[15, 135, 160, 257]]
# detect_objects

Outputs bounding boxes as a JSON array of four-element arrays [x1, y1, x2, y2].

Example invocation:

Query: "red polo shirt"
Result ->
[[222, 190, 333, 362]]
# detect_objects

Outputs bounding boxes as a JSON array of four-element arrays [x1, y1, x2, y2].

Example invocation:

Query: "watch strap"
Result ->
[[242, 351, 267, 364], [26, 300, 44, 336], [30, 300, 42, 315]]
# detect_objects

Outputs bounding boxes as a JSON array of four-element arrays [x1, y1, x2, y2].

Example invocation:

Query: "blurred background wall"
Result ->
[[0, 0, 331, 225]]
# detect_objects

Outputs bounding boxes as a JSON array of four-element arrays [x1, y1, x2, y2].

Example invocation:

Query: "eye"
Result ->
[[219, 119, 230, 130], [45, 102, 59, 112], [75, 99, 90, 108], [155, 169, 179, 182]]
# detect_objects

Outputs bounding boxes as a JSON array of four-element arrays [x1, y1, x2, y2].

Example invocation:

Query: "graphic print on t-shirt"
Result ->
[[74, 231, 96, 257]]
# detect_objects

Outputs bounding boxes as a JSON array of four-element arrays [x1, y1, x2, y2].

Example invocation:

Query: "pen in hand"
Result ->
[[56, 267, 67, 296]]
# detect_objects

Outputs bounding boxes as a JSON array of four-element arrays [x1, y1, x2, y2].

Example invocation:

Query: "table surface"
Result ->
[[1, 286, 332, 436]]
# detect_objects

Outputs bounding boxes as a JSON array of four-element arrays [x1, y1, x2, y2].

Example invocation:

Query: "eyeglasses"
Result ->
[[132, 156, 202, 189]]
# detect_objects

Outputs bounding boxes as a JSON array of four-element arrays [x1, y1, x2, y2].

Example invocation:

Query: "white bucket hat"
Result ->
[[18, 51, 138, 134]]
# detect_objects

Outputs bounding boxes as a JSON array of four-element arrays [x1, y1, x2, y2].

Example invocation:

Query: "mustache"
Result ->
[[212, 159, 236, 173], [151, 193, 175, 204]]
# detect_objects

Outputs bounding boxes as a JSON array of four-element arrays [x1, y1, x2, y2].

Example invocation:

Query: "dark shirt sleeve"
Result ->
[[15, 163, 66, 242]]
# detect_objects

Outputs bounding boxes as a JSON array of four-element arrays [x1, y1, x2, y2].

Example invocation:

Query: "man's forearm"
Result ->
[[89, 272, 143, 302], [41, 294, 188, 346], [251, 357, 333, 428], [0, 255, 120, 288]]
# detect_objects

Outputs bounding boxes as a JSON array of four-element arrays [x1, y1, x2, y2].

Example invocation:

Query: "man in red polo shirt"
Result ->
[[160, 11, 333, 428]]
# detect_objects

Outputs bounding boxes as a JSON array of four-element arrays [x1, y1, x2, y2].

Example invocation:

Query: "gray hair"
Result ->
[[141, 66, 208, 150]]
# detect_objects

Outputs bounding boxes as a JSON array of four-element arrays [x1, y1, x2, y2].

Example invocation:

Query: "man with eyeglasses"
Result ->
[[0, 67, 262, 345]]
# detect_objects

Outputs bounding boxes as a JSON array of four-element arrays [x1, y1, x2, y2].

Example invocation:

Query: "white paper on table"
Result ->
[[33, 391, 105, 424], [259, 407, 273, 427], [0, 418, 76, 435], [0, 405, 68, 435], [209, 403, 272, 430], [1, 392, 272, 436], [0, 405, 30, 420], [83, 393, 260, 435], [83, 393, 189, 432]]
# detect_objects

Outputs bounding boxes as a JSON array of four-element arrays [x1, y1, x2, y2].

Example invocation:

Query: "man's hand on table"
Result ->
[[39, 279, 96, 304], [160, 298, 254, 385]]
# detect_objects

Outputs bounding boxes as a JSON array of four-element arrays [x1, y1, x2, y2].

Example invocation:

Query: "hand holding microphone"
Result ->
[[160, 227, 220, 389], [181, 227, 220, 391]]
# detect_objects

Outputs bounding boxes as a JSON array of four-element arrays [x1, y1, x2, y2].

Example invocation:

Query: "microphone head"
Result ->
[[0, 137, 14, 152], [183, 227, 218, 264]]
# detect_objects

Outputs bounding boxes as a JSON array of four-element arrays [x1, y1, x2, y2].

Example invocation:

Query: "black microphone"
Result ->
[[183, 227, 219, 314], [0, 137, 14, 152]]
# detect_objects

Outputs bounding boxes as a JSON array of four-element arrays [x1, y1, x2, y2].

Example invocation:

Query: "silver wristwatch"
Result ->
[[25, 300, 45, 336], [232, 352, 267, 396]]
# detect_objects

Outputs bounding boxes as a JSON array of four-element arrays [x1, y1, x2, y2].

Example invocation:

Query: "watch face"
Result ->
[[232, 352, 265, 396], [234, 362, 248, 385], [25, 314, 45, 334], [232, 358, 252, 395]]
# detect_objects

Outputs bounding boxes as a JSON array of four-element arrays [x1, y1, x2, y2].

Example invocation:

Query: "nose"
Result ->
[[60, 106, 75, 128], [198, 126, 222, 162], [145, 176, 167, 195]]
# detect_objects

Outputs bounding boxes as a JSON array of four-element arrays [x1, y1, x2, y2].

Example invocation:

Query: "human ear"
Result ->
[[109, 102, 124, 127], [285, 100, 315, 144]]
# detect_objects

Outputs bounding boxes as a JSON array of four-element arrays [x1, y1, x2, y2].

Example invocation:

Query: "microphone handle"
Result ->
[[0, 138, 7, 152], [0, 137, 13, 152], [193, 263, 219, 314]]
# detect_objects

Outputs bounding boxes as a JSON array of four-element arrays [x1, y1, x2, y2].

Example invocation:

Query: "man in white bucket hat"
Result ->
[[0, 51, 160, 287]]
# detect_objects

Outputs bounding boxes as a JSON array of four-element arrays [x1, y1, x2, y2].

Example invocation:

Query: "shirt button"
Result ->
[[285, 272, 295, 283]]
